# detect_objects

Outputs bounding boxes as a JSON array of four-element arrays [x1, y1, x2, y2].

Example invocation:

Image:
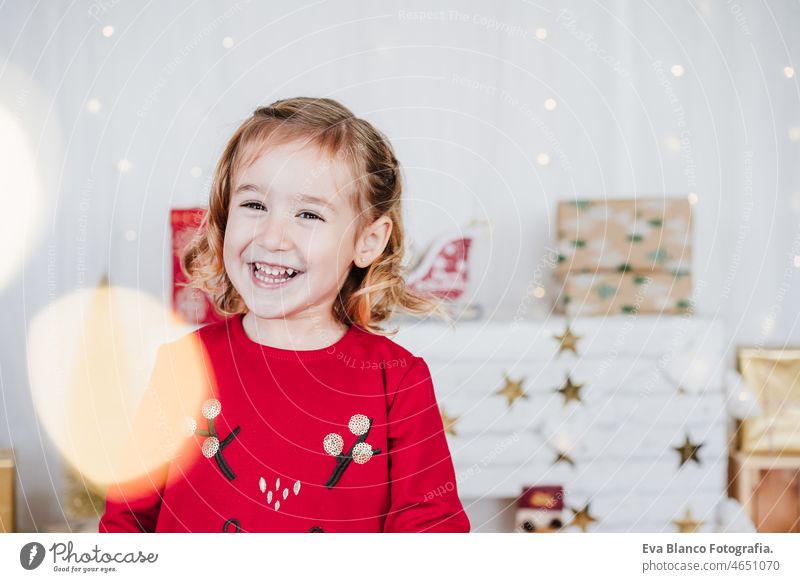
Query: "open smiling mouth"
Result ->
[[250, 262, 303, 287]]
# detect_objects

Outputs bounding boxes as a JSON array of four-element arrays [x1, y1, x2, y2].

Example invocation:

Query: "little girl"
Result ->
[[99, 97, 470, 533]]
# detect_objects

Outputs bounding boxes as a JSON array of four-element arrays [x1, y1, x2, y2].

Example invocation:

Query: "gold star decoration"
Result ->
[[553, 325, 581, 356], [672, 508, 704, 533], [440, 407, 459, 437], [556, 375, 585, 406], [553, 450, 575, 467], [673, 434, 703, 467], [568, 503, 598, 532], [495, 374, 528, 408]]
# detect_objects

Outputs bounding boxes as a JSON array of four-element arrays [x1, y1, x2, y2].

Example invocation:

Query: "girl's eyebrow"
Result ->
[[294, 193, 337, 213], [233, 183, 263, 196]]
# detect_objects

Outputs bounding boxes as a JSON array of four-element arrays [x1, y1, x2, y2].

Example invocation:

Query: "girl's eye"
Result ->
[[242, 201, 266, 211], [298, 211, 323, 221]]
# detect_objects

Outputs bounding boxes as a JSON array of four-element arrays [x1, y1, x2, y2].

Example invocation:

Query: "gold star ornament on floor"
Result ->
[[440, 407, 459, 437], [556, 375, 585, 406], [496, 374, 528, 408], [673, 434, 703, 467], [553, 325, 581, 356], [568, 503, 598, 532], [672, 508, 704, 533]]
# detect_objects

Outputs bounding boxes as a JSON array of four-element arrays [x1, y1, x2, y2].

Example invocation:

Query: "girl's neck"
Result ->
[[241, 311, 349, 351]]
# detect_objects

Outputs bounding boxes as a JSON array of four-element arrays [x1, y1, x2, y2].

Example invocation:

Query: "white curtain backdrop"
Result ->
[[1, 0, 799, 531]]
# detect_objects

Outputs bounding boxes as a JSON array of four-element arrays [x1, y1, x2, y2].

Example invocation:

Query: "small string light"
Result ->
[[788, 127, 800, 142], [670, 64, 685, 77], [544, 98, 557, 111], [222, 37, 234, 49], [116, 159, 132, 174], [687, 192, 698, 205], [784, 66, 795, 79], [86, 99, 101, 114], [536, 153, 551, 166], [102, 25, 114, 38], [794, 256, 800, 268], [190, 166, 202, 178], [533, 286, 546, 298], [125, 230, 137, 242], [535, 28, 548, 40]]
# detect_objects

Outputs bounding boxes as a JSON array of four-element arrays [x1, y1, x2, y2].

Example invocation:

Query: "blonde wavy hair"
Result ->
[[181, 97, 453, 335]]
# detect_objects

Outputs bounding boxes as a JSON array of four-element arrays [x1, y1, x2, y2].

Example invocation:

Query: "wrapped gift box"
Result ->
[[0, 449, 14, 533], [556, 198, 692, 276], [559, 271, 693, 316], [736, 348, 800, 453], [515, 485, 565, 533]]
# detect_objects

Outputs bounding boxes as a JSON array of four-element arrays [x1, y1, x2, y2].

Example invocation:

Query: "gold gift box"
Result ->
[[0, 449, 14, 533], [556, 198, 692, 276], [737, 348, 800, 453], [559, 271, 693, 317]]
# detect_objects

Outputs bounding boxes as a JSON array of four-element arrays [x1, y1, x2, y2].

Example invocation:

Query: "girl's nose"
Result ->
[[255, 210, 293, 251]]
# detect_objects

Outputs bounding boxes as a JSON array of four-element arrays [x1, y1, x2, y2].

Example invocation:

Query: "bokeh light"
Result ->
[[27, 285, 208, 495]]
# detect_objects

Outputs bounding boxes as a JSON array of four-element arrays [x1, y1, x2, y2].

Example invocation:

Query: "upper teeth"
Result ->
[[254, 263, 296, 276]]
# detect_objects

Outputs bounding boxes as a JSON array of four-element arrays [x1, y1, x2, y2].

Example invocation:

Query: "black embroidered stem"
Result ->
[[221, 426, 241, 448], [324, 418, 380, 489], [215, 452, 235, 480], [196, 415, 241, 481], [215, 426, 241, 481], [223, 518, 241, 533]]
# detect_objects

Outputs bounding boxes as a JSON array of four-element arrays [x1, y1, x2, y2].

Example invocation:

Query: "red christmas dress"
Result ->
[[99, 314, 470, 533]]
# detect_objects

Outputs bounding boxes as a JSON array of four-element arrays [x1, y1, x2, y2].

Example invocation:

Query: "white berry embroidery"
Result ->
[[202, 398, 221, 420], [352, 442, 374, 464], [201, 436, 220, 458], [323, 413, 381, 488], [323, 433, 344, 456], [187, 397, 241, 481], [348, 414, 370, 436]]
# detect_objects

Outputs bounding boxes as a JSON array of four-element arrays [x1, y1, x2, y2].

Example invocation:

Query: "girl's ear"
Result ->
[[355, 216, 392, 268]]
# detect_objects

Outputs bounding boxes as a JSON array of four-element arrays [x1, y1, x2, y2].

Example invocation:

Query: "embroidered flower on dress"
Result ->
[[351, 442, 374, 464], [348, 414, 370, 436], [323, 413, 381, 488], [185, 417, 198, 436], [323, 433, 344, 456], [201, 437, 220, 458], [202, 398, 221, 420], [187, 397, 241, 481]]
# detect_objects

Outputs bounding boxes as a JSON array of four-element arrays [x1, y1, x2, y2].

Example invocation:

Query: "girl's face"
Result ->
[[223, 139, 385, 326]]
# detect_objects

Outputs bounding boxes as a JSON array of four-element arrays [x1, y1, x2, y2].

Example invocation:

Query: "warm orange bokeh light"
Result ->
[[27, 284, 212, 497]]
